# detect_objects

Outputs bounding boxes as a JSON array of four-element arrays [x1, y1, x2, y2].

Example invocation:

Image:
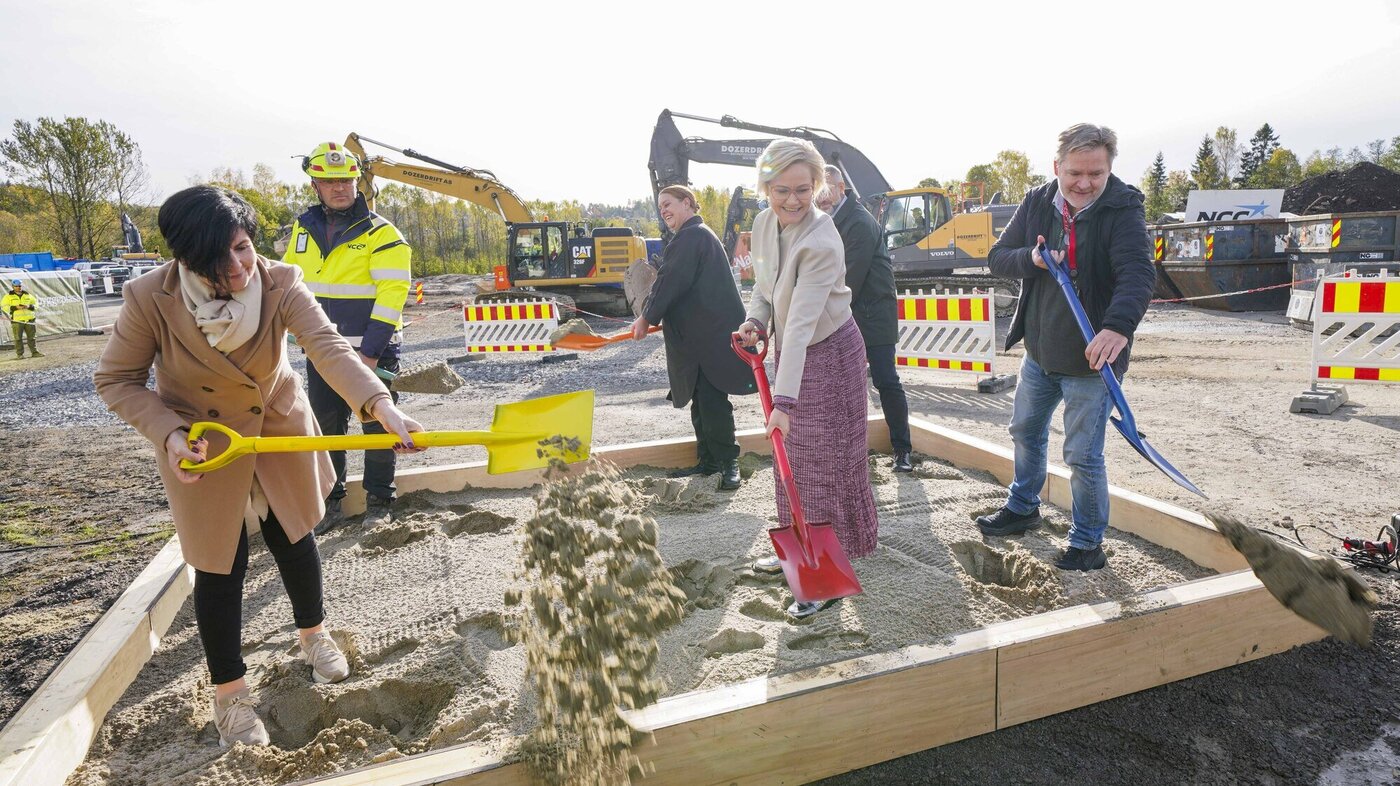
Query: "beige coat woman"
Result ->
[[95, 257, 387, 574], [746, 205, 853, 400]]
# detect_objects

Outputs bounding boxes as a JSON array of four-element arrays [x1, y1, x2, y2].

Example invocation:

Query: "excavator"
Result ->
[[343, 133, 648, 315], [647, 110, 1017, 300]]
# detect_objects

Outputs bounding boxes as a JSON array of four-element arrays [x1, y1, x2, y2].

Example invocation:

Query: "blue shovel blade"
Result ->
[[1109, 416, 1207, 498]]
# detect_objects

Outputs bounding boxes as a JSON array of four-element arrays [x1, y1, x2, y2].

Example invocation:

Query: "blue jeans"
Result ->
[[1005, 355, 1112, 550]]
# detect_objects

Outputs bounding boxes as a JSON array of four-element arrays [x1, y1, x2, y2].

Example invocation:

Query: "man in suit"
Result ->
[[632, 185, 755, 490], [823, 166, 912, 472]]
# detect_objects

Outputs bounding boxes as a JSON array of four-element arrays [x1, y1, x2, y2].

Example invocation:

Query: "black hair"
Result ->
[[157, 185, 260, 285]]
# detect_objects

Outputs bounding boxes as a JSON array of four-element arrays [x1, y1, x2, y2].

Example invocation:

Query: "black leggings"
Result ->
[[193, 511, 325, 685]]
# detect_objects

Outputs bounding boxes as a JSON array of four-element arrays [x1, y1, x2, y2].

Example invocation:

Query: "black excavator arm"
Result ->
[[648, 109, 892, 245]]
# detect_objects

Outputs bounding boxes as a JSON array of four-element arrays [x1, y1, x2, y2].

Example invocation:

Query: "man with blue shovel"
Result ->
[[976, 123, 1157, 571]]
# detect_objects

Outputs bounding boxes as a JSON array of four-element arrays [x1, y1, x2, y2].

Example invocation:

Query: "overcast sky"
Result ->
[[3, 0, 1398, 206]]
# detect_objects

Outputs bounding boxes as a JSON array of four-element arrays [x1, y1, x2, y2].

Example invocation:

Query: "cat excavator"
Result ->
[[647, 110, 1016, 303], [343, 133, 648, 315]]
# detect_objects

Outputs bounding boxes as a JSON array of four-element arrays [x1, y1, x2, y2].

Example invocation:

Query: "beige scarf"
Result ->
[[177, 262, 268, 529], [178, 263, 262, 353]]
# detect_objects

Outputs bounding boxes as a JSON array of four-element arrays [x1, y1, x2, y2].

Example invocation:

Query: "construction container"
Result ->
[[1154, 218, 1290, 311], [1285, 210, 1400, 328], [0, 252, 57, 271]]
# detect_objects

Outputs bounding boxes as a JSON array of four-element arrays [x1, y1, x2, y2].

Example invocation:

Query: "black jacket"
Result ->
[[643, 216, 755, 407], [988, 174, 1155, 376], [831, 190, 897, 346]]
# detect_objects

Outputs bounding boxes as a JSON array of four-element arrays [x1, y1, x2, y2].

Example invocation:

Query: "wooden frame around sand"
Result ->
[[0, 416, 1328, 786]]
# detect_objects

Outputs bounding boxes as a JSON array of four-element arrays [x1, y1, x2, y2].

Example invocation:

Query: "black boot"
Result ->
[[314, 497, 344, 536], [668, 462, 718, 478], [717, 459, 741, 491], [892, 451, 913, 472], [1055, 546, 1107, 571], [976, 506, 1041, 536]]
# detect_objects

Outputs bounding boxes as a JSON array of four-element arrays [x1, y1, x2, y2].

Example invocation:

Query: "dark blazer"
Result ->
[[831, 190, 897, 346], [988, 174, 1155, 376], [643, 216, 755, 407]]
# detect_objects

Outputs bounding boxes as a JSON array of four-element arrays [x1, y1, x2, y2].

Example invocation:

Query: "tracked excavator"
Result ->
[[343, 133, 648, 315], [647, 110, 1019, 310]]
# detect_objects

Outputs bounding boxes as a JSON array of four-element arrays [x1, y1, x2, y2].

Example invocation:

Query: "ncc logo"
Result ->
[[1194, 202, 1271, 222]]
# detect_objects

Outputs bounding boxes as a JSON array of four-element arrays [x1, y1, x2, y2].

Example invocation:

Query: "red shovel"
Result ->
[[731, 332, 863, 604]]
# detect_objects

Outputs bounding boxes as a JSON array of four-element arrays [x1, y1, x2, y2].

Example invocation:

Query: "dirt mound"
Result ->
[[1283, 162, 1400, 215]]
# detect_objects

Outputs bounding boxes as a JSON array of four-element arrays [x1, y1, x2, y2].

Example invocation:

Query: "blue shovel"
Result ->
[[1036, 244, 1206, 498]]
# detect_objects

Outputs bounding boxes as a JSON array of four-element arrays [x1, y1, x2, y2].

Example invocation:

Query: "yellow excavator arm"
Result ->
[[343, 133, 534, 224]]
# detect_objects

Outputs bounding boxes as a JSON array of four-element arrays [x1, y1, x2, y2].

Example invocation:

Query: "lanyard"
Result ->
[[1059, 200, 1078, 275]]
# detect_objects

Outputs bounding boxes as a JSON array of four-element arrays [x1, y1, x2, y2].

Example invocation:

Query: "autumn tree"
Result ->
[[0, 116, 146, 258], [1253, 148, 1302, 189], [1163, 170, 1192, 212], [1213, 127, 1241, 183], [992, 150, 1039, 202]]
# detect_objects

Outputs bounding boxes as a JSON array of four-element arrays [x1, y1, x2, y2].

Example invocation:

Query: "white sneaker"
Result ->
[[787, 598, 841, 619], [300, 630, 350, 684], [752, 555, 783, 574], [213, 688, 269, 747]]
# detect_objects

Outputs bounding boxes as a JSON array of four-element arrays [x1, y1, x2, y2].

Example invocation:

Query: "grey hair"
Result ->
[[1055, 123, 1118, 163], [756, 138, 826, 197], [823, 164, 844, 185]]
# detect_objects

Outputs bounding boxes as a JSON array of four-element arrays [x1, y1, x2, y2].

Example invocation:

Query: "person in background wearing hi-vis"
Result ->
[[282, 142, 413, 533], [2, 278, 41, 359]]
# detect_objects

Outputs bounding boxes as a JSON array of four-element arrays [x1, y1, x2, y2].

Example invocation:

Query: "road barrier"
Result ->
[[896, 290, 1014, 392], [462, 299, 558, 353], [1291, 269, 1400, 414]]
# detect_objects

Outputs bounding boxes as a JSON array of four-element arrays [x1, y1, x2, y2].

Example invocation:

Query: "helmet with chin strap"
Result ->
[[301, 142, 361, 180]]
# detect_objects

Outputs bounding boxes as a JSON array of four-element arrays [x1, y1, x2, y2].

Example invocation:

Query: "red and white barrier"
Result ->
[[462, 299, 558, 353]]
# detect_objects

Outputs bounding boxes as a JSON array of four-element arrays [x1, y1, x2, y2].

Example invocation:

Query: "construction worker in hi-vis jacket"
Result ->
[[282, 141, 412, 533]]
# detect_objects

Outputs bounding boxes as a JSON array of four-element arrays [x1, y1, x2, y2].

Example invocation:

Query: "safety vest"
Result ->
[[282, 197, 412, 359], [2, 291, 36, 323]]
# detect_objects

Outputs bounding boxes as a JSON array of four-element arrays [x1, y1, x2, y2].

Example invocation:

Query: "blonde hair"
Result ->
[[658, 184, 699, 211], [756, 138, 826, 197]]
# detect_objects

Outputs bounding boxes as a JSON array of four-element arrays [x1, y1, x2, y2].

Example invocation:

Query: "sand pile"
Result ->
[[68, 454, 1211, 786], [506, 459, 685, 784], [391, 361, 464, 395], [548, 319, 600, 345]]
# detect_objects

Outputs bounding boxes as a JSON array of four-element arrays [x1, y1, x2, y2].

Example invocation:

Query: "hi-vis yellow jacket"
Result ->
[[282, 195, 412, 360], [1, 290, 37, 323]]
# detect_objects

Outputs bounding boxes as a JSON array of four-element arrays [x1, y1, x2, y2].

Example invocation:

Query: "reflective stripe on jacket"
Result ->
[[282, 197, 412, 359], [2, 292, 37, 323]]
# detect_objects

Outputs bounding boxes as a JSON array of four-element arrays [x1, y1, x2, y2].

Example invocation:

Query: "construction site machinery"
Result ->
[[344, 134, 648, 315], [648, 111, 1019, 309]]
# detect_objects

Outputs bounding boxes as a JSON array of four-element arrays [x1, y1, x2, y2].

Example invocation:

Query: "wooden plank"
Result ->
[[905, 417, 1248, 572], [995, 570, 1328, 728], [0, 536, 191, 786], [303, 634, 997, 786], [631, 648, 994, 784]]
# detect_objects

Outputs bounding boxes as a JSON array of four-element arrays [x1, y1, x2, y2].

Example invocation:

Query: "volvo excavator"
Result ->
[[647, 110, 1018, 306], [343, 134, 648, 315]]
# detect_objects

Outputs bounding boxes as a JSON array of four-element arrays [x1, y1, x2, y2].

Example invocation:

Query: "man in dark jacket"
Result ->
[[824, 166, 912, 471], [975, 124, 1156, 572], [632, 185, 755, 490]]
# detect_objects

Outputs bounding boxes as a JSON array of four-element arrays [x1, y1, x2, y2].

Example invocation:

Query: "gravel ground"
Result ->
[[3, 282, 1399, 785]]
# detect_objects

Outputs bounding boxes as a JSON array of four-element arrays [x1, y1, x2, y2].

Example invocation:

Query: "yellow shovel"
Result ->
[[179, 390, 593, 474]]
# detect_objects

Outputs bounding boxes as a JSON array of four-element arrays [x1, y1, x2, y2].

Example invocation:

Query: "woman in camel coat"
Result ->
[[95, 185, 423, 747]]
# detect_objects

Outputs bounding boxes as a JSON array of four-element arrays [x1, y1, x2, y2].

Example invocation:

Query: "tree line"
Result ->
[[1141, 124, 1400, 220], [7, 115, 1400, 272]]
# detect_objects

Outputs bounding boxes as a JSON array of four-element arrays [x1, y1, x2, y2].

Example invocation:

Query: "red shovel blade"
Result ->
[[770, 521, 864, 604]]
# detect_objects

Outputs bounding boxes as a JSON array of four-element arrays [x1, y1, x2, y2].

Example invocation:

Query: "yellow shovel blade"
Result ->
[[487, 389, 593, 474], [180, 390, 594, 475]]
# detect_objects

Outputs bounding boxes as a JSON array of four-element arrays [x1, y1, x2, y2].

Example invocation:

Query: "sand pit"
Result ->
[[66, 454, 1212, 785]]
